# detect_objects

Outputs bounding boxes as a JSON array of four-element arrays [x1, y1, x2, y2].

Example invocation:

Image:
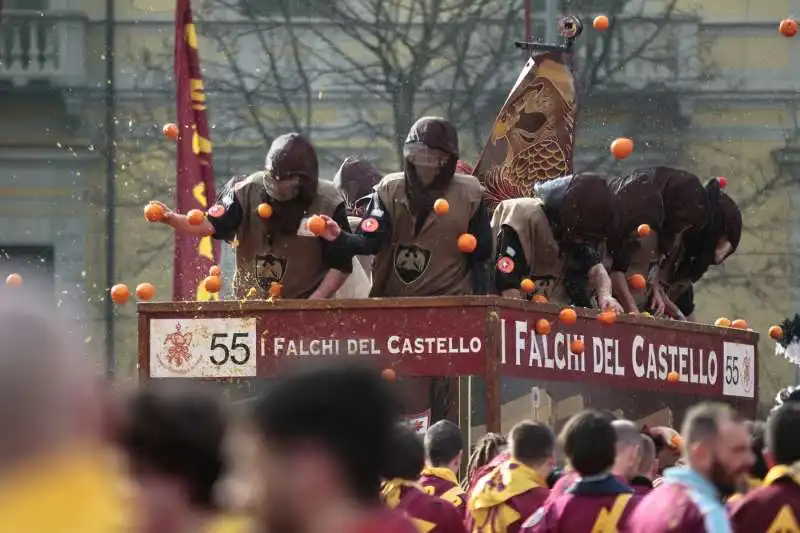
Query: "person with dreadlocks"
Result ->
[[464, 433, 508, 493], [655, 176, 741, 320], [152, 133, 353, 299], [318, 117, 492, 297], [491, 173, 623, 312]]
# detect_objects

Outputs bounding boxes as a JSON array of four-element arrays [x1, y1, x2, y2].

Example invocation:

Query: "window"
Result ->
[[0, 245, 55, 294], [238, 0, 329, 18]]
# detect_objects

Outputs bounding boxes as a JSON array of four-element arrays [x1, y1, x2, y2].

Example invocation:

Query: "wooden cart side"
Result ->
[[138, 309, 150, 381], [484, 306, 502, 433]]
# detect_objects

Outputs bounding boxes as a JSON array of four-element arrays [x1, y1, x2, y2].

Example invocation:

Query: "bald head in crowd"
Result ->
[[0, 291, 101, 469], [612, 420, 644, 480]]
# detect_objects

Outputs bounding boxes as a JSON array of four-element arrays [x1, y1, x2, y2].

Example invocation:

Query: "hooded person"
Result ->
[[658, 178, 742, 320], [151, 133, 354, 300], [318, 117, 493, 297], [491, 172, 624, 312]]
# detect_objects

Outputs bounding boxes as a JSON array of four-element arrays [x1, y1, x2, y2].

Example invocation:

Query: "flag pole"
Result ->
[[103, 0, 117, 378]]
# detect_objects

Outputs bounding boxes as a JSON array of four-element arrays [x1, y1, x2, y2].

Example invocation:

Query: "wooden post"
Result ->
[[484, 306, 501, 433]]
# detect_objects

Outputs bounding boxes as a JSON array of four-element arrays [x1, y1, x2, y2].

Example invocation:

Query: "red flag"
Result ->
[[474, 51, 577, 214], [173, 0, 219, 301]]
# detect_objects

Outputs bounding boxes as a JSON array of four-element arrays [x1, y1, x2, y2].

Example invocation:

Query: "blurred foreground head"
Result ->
[[0, 287, 102, 470], [228, 360, 399, 533]]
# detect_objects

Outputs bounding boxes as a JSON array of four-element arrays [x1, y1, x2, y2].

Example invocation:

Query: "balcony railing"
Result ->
[[0, 10, 87, 87]]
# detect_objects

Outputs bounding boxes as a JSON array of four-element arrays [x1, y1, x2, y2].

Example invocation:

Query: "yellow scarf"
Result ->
[[382, 478, 437, 533], [206, 515, 253, 533], [0, 446, 133, 533], [421, 467, 464, 508], [468, 460, 546, 533], [763, 462, 800, 487]]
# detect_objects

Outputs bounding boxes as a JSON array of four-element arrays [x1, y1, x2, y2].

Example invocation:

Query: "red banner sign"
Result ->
[[173, 0, 219, 301]]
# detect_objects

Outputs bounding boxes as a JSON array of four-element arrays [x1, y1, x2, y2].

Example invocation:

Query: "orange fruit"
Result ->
[[257, 203, 273, 219], [144, 203, 165, 222], [433, 198, 450, 216], [637, 224, 651, 237], [520, 278, 535, 293], [187, 209, 205, 225], [714, 317, 731, 327], [209, 265, 222, 277], [110, 284, 130, 304], [780, 18, 797, 37], [559, 307, 577, 325], [593, 15, 609, 30], [457, 233, 477, 253], [5, 273, 22, 287], [598, 310, 617, 326], [269, 282, 282, 298], [307, 215, 326, 236], [162, 123, 179, 139], [135, 282, 156, 301], [570, 338, 585, 354], [731, 319, 748, 330], [535, 319, 551, 335], [381, 368, 397, 381], [204, 275, 221, 294], [667, 371, 679, 383], [532, 294, 548, 304], [629, 273, 647, 291], [610, 137, 634, 160], [769, 325, 783, 341]]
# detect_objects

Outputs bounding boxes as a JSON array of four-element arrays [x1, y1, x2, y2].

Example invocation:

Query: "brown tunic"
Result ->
[[603, 230, 661, 309], [231, 172, 344, 299], [370, 172, 482, 297], [491, 197, 570, 304]]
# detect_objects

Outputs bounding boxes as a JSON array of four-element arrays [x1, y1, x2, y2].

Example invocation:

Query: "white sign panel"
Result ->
[[149, 318, 258, 378], [401, 411, 431, 435], [722, 342, 756, 398], [531, 386, 540, 408]]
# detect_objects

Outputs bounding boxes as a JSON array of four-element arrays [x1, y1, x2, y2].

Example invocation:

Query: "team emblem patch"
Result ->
[[496, 257, 515, 274], [394, 243, 432, 284], [361, 217, 379, 233], [207, 204, 225, 218], [255, 254, 287, 290]]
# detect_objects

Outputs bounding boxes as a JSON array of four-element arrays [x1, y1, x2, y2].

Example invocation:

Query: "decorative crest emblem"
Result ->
[[157, 323, 201, 374]]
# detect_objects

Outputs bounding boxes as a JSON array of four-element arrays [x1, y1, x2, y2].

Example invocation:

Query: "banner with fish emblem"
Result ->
[[474, 50, 578, 213], [173, 0, 219, 301]]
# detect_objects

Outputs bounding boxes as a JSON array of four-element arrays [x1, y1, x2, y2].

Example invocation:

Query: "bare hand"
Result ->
[[650, 284, 667, 317], [598, 292, 624, 315], [317, 215, 342, 242]]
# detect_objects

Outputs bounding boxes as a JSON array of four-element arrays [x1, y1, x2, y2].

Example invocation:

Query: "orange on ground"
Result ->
[[257, 203, 273, 219], [307, 215, 326, 236], [269, 282, 282, 298], [637, 224, 651, 237], [667, 371, 679, 383], [593, 15, 609, 30], [532, 294, 548, 304], [144, 203, 165, 222], [769, 325, 783, 341], [629, 273, 647, 291], [610, 137, 634, 160], [457, 233, 477, 253], [598, 310, 617, 326], [433, 198, 450, 216], [162, 123, 179, 139], [135, 282, 156, 301], [5, 273, 22, 286], [110, 284, 130, 304], [780, 18, 798, 37], [559, 307, 577, 325], [381, 368, 397, 381], [520, 278, 535, 293], [570, 338, 585, 354], [731, 318, 748, 330], [209, 265, 222, 277], [187, 209, 205, 225], [714, 317, 731, 327], [204, 275, 221, 294], [535, 319, 551, 335]]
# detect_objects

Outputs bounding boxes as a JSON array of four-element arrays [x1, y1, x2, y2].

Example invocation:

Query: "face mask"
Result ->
[[262, 172, 300, 202], [404, 142, 447, 187]]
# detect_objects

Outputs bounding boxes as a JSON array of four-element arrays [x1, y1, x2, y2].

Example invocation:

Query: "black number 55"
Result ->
[[210, 333, 251, 365]]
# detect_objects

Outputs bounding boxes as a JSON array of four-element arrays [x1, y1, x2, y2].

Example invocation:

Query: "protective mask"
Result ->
[[262, 172, 300, 202], [404, 142, 447, 188]]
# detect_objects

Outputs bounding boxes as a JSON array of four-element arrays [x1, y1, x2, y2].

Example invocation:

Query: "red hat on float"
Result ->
[[456, 160, 474, 175]]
